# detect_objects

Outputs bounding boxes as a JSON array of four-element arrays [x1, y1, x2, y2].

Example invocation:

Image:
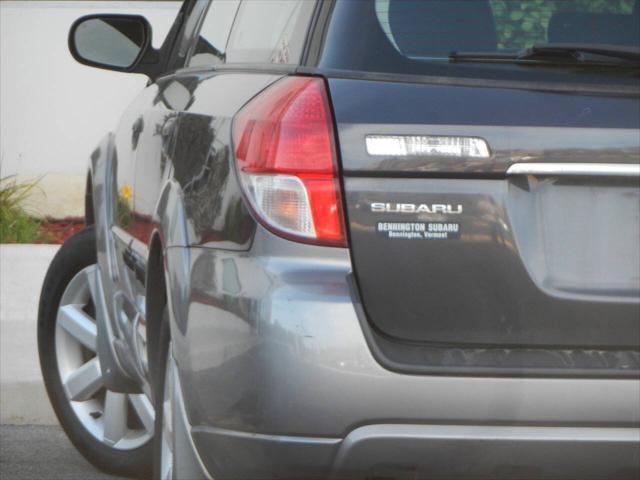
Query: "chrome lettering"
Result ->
[[370, 203, 463, 214]]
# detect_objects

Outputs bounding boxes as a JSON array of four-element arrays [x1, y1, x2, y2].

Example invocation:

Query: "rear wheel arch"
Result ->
[[145, 232, 168, 394], [85, 171, 95, 226]]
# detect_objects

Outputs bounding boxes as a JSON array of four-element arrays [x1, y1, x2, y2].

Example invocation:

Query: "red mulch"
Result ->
[[39, 219, 86, 244]]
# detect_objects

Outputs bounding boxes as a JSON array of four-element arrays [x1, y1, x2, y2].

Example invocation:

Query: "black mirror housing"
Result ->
[[69, 14, 159, 78]]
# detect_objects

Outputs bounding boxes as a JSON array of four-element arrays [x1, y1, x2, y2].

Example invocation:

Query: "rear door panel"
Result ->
[[331, 78, 640, 353]]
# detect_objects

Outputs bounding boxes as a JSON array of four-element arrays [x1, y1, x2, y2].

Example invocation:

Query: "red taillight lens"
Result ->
[[233, 77, 346, 247]]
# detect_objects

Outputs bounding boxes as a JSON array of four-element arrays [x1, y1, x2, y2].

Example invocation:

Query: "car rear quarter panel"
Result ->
[[165, 225, 640, 439], [165, 71, 283, 250]]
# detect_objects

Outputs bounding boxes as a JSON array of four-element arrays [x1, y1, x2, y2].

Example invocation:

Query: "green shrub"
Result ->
[[0, 176, 49, 243], [490, 0, 635, 49]]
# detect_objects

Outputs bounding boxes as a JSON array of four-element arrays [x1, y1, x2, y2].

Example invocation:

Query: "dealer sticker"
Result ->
[[376, 221, 461, 240]]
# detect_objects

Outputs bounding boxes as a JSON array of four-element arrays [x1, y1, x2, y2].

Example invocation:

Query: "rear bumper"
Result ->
[[165, 227, 640, 479], [189, 422, 640, 479]]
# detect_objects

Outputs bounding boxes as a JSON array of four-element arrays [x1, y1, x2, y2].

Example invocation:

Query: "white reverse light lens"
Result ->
[[244, 174, 316, 238], [366, 135, 490, 158]]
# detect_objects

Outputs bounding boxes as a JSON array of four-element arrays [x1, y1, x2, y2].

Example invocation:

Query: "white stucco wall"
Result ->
[[0, 1, 181, 218]]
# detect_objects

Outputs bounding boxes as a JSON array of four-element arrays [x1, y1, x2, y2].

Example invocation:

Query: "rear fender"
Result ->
[[144, 178, 190, 382], [153, 178, 192, 355]]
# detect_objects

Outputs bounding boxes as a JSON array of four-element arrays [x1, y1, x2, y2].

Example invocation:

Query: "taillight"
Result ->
[[233, 76, 346, 247]]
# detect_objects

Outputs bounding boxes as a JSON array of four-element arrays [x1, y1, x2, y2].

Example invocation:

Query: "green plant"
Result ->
[[0, 175, 49, 243]]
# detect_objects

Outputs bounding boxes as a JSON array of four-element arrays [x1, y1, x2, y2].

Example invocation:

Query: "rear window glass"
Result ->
[[490, 0, 636, 49], [375, 0, 637, 54], [321, 0, 640, 84]]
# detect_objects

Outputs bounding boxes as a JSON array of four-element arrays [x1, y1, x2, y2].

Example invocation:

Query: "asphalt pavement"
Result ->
[[0, 425, 127, 480]]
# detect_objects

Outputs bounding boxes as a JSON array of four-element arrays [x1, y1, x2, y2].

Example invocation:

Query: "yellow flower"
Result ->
[[120, 184, 133, 202]]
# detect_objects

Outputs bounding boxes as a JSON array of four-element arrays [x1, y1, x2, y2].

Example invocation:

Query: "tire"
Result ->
[[38, 227, 153, 478], [153, 307, 173, 480]]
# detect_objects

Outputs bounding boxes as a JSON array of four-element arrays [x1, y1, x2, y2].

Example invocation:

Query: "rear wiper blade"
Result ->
[[450, 43, 640, 67], [519, 44, 640, 64]]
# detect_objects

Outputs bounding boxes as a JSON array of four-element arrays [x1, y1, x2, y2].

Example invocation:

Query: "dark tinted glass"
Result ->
[[320, 0, 640, 82]]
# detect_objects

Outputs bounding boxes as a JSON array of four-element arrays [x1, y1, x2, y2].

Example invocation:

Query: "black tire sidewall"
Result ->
[[153, 307, 172, 480], [37, 227, 152, 478]]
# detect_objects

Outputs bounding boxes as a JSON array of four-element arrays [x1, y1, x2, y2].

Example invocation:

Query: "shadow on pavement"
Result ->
[[0, 425, 129, 480]]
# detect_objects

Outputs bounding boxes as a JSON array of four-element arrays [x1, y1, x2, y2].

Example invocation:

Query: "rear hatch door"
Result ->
[[330, 78, 640, 371]]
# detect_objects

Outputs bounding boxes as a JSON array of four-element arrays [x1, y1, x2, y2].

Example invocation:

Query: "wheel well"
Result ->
[[146, 233, 167, 393], [85, 173, 95, 226]]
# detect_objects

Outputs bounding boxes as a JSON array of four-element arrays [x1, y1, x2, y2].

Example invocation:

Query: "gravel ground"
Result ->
[[0, 425, 128, 480]]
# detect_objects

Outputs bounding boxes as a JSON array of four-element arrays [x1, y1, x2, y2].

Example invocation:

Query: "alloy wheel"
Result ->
[[54, 265, 154, 449]]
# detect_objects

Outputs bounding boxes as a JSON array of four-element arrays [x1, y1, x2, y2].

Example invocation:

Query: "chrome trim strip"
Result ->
[[507, 163, 640, 177], [342, 424, 640, 444]]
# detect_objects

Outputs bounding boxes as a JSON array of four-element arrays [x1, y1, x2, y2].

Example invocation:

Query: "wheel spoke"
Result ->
[[103, 391, 128, 446], [57, 305, 97, 351], [164, 397, 173, 453], [162, 465, 173, 480], [64, 357, 103, 401], [84, 265, 97, 304], [129, 394, 154, 433], [54, 264, 154, 451]]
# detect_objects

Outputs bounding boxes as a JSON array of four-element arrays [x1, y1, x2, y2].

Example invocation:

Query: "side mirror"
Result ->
[[69, 14, 154, 74]]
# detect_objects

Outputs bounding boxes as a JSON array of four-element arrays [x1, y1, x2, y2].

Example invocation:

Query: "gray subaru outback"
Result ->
[[38, 1, 640, 478]]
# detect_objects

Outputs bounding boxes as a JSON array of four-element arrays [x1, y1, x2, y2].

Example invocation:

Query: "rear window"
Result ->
[[320, 0, 640, 84]]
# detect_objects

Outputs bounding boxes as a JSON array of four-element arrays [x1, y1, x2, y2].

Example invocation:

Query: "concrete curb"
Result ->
[[1, 244, 60, 425]]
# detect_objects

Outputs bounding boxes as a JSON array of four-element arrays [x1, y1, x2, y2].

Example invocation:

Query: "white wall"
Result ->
[[0, 1, 181, 218]]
